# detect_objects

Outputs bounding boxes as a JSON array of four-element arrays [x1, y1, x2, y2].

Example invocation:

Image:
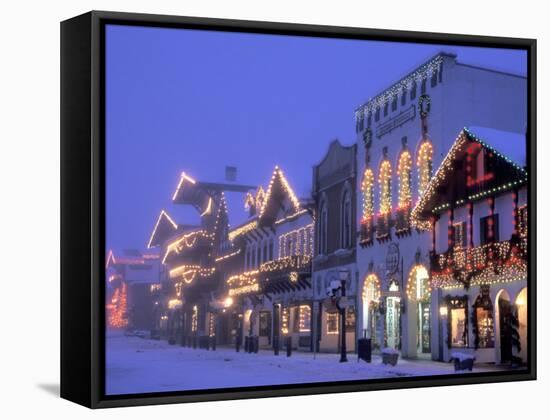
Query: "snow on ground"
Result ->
[[106, 331, 501, 395]]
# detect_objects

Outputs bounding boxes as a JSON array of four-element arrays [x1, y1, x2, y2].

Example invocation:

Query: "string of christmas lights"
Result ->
[[228, 220, 258, 241], [431, 238, 527, 289], [147, 210, 178, 249], [405, 265, 431, 301], [108, 283, 128, 328], [162, 230, 213, 263], [259, 255, 312, 274], [355, 55, 443, 119], [362, 274, 381, 304], [259, 166, 301, 218], [378, 160, 392, 216], [417, 141, 433, 200]]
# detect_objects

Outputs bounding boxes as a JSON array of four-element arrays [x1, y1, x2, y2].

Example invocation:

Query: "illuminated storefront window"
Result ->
[[473, 288, 494, 348], [299, 305, 311, 332], [476, 307, 494, 348], [326, 312, 339, 335], [450, 308, 467, 347]]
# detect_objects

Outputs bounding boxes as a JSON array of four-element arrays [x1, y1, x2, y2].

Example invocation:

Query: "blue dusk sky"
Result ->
[[105, 24, 527, 254]]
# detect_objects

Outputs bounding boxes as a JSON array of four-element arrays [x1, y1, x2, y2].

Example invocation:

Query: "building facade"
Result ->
[[222, 166, 315, 351], [412, 127, 528, 364], [311, 140, 358, 353], [354, 52, 527, 359], [138, 52, 529, 365], [105, 249, 160, 332]]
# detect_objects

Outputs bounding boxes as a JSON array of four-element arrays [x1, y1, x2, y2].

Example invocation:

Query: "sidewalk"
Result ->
[[105, 333, 510, 395]]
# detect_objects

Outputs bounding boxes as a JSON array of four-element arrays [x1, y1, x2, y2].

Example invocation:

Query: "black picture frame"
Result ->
[[60, 10, 537, 409]]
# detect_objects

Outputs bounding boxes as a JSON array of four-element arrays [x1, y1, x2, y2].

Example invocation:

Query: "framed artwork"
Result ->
[[60, 10, 536, 408]]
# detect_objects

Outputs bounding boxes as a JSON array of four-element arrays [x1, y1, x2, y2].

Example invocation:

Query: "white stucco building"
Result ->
[[353, 52, 527, 360], [412, 127, 528, 364]]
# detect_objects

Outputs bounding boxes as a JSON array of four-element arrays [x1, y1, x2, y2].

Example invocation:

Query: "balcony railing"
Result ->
[[376, 213, 391, 240], [359, 217, 374, 246], [259, 254, 312, 276], [430, 236, 527, 289], [395, 206, 411, 235]]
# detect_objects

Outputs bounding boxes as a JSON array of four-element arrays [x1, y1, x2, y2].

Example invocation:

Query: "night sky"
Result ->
[[105, 24, 527, 254]]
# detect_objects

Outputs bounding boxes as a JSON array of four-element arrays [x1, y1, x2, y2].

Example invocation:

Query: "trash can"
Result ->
[[357, 338, 372, 363]]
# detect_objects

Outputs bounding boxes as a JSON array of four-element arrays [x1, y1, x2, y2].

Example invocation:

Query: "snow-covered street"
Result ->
[[106, 332, 503, 395]]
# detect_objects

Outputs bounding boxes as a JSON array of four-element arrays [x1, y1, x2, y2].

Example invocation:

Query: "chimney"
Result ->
[[225, 166, 237, 182]]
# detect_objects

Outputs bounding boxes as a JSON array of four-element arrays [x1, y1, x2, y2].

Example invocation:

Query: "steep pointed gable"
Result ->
[[412, 127, 528, 225], [106, 249, 116, 269], [147, 210, 179, 248], [258, 166, 301, 226]]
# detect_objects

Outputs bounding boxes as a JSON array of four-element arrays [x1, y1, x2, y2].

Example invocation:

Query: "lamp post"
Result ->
[[338, 270, 349, 363], [326, 270, 350, 363]]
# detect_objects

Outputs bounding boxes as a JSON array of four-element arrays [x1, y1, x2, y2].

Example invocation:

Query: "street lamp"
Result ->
[[327, 270, 349, 363]]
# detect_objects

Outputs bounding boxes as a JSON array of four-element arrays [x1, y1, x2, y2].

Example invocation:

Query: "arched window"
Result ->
[[341, 188, 352, 248], [417, 141, 433, 198], [361, 169, 374, 222], [362, 274, 381, 340], [378, 160, 392, 215], [405, 265, 431, 354], [473, 291, 494, 349], [318, 200, 328, 254], [397, 150, 412, 210], [362, 274, 381, 305]]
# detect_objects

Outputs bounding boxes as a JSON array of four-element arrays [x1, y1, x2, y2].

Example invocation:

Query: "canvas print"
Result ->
[[104, 24, 529, 396]]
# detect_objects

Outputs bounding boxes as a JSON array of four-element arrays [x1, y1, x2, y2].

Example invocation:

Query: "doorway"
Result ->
[[498, 294, 513, 363]]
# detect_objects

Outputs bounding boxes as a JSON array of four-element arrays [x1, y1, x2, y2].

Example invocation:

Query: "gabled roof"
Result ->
[[258, 166, 301, 226], [147, 210, 179, 248], [412, 127, 528, 224], [467, 126, 526, 168]]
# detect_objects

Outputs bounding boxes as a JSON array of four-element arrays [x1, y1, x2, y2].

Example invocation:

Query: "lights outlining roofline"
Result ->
[[106, 249, 116, 269], [161, 230, 213, 264], [147, 209, 178, 249], [172, 171, 197, 201], [412, 128, 528, 226], [228, 220, 258, 241], [215, 249, 241, 262], [355, 54, 443, 119], [200, 197, 213, 217], [259, 166, 301, 218]]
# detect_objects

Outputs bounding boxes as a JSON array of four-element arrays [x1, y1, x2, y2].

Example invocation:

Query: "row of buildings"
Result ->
[[109, 52, 529, 365]]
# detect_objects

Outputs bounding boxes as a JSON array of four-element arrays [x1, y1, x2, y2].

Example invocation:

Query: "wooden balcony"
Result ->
[[376, 213, 391, 241], [395, 207, 411, 236], [359, 218, 374, 247], [430, 236, 527, 289]]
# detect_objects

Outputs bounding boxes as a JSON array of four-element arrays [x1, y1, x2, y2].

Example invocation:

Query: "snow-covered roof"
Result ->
[[465, 126, 526, 168]]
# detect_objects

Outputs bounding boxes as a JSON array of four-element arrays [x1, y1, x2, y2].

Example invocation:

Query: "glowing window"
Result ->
[[327, 312, 339, 334], [378, 160, 392, 215], [361, 168, 374, 222], [417, 141, 433, 198], [299, 305, 311, 332], [397, 150, 412, 209], [450, 308, 467, 347]]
